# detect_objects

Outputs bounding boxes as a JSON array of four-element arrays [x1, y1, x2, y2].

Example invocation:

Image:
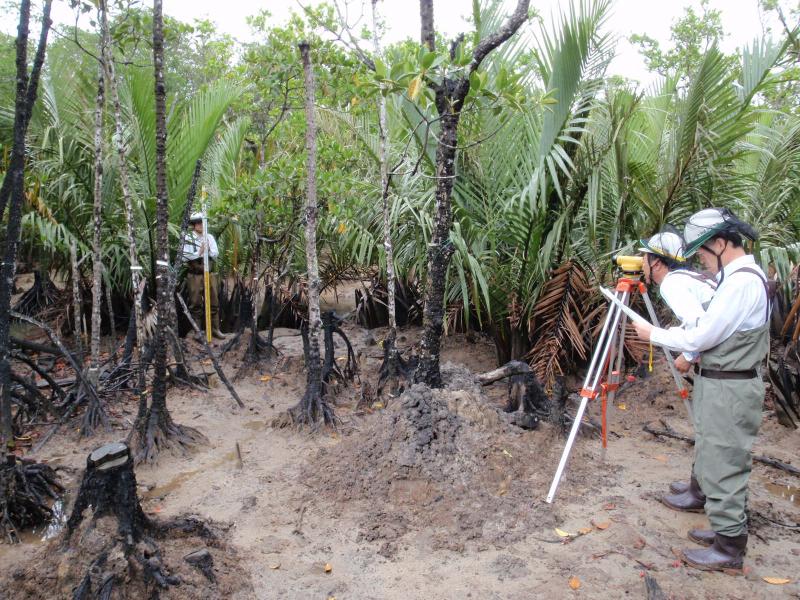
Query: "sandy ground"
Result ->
[[1, 285, 799, 599]]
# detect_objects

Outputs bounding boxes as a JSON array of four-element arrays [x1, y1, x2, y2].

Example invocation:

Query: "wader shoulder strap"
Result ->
[[731, 266, 773, 323], [669, 270, 718, 290]]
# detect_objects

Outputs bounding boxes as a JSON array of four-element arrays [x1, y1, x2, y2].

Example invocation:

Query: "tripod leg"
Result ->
[[641, 290, 694, 424], [546, 288, 628, 503]]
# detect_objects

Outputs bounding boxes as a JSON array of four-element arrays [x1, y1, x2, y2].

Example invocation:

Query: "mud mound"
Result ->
[[309, 364, 598, 555], [4, 515, 251, 599]]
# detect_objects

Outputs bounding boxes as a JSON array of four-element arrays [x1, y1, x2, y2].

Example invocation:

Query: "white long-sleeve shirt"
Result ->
[[181, 230, 219, 262], [658, 269, 717, 361], [650, 255, 768, 354]]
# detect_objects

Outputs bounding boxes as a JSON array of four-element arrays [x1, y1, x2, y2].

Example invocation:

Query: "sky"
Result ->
[[8, 0, 781, 87]]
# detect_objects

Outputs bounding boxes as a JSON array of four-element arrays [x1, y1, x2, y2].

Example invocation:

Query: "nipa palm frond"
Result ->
[[526, 260, 591, 390]]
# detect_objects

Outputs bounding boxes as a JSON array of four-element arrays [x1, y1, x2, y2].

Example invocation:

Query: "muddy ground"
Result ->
[[1, 290, 799, 599]]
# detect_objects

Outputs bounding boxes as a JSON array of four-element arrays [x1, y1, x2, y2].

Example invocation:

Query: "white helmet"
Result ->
[[683, 208, 756, 257], [638, 231, 685, 264], [189, 212, 204, 223]]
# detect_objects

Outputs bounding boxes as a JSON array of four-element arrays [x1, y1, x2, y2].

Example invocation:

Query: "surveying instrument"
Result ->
[[545, 255, 692, 504]]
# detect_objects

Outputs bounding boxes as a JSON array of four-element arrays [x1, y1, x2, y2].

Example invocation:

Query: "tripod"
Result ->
[[545, 266, 691, 504]]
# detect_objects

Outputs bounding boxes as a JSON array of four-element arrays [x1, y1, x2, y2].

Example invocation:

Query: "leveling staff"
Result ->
[[634, 208, 769, 573], [639, 231, 716, 511]]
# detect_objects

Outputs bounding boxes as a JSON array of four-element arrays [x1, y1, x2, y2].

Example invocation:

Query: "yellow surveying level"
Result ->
[[615, 255, 643, 275]]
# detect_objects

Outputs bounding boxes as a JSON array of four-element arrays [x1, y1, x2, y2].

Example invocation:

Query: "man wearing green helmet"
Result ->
[[639, 231, 716, 512], [633, 208, 770, 573]]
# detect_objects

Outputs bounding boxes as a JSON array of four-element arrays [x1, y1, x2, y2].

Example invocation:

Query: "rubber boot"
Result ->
[[661, 475, 705, 512], [688, 529, 715, 547], [682, 533, 747, 572], [211, 312, 227, 340], [670, 480, 690, 494]]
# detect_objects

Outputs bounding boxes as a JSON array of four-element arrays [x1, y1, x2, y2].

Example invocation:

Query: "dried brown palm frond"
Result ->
[[527, 261, 591, 391]]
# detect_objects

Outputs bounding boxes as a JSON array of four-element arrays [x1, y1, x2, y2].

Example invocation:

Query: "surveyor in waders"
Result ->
[[639, 232, 717, 510], [182, 212, 226, 340], [633, 208, 769, 572]]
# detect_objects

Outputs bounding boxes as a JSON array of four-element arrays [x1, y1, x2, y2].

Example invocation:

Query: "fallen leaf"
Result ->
[[270, 563, 281, 570], [654, 454, 668, 463], [578, 527, 593, 535], [617, 403, 627, 411], [202, 359, 212, 365], [555, 528, 572, 538], [324, 563, 333, 573], [502, 449, 513, 458], [372, 402, 384, 409], [763, 577, 791, 585], [260, 375, 272, 382], [602, 502, 616, 510], [568, 576, 581, 590], [595, 521, 611, 530], [633, 537, 646, 550]]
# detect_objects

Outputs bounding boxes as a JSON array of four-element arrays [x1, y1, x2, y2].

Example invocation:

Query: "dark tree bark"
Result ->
[[413, 0, 530, 388], [0, 0, 53, 447], [132, 0, 205, 462], [0, 0, 52, 223], [274, 41, 335, 428]]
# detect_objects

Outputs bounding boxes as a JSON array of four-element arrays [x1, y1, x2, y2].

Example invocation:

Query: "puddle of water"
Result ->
[[7, 498, 68, 546], [143, 468, 201, 500], [142, 451, 238, 500], [243, 420, 267, 431], [765, 483, 800, 507]]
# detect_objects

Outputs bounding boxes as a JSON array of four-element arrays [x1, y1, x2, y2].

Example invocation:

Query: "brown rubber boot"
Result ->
[[681, 533, 747, 572], [661, 475, 705, 512], [688, 529, 715, 546]]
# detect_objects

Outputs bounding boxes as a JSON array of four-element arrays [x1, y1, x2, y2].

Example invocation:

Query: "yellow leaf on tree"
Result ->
[[555, 528, 572, 538], [408, 75, 423, 101], [569, 576, 581, 590], [337, 222, 346, 234], [324, 563, 333, 573], [763, 577, 791, 585]]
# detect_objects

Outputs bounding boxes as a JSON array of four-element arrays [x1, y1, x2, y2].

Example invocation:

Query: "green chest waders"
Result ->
[[692, 323, 769, 536]]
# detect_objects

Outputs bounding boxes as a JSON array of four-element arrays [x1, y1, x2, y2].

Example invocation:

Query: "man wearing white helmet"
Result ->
[[634, 208, 770, 573], [639, 231, 716, 513], [182, 212, 226, 339]]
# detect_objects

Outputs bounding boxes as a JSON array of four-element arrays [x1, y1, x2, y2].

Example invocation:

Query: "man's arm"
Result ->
[[207, 233, 219, 259], [648, 275, 764, 353]]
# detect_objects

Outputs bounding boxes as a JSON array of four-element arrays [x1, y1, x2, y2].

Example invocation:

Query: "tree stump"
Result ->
[[67, 442, 149, 544]]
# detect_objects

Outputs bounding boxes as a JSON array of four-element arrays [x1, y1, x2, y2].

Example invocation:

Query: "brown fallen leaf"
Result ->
[[569, 576, 581, 590], [654, 454, 668, 463], [578, 527, 593, 535], [372, 402, 384, 409], [617, 403, 627, 411], [324, 563, 333, 573], [595, 521, 611, 530], [763, 577, 791, 585], [602, 502, 616, 510], [270, 563, 280, 570], [260, 375, 272, 382]]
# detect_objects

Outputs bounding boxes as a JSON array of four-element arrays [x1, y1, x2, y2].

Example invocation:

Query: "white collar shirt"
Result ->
[[181, 230, 219, 262], [650, 255, 768, 354], [658, 269, 717, 361]]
